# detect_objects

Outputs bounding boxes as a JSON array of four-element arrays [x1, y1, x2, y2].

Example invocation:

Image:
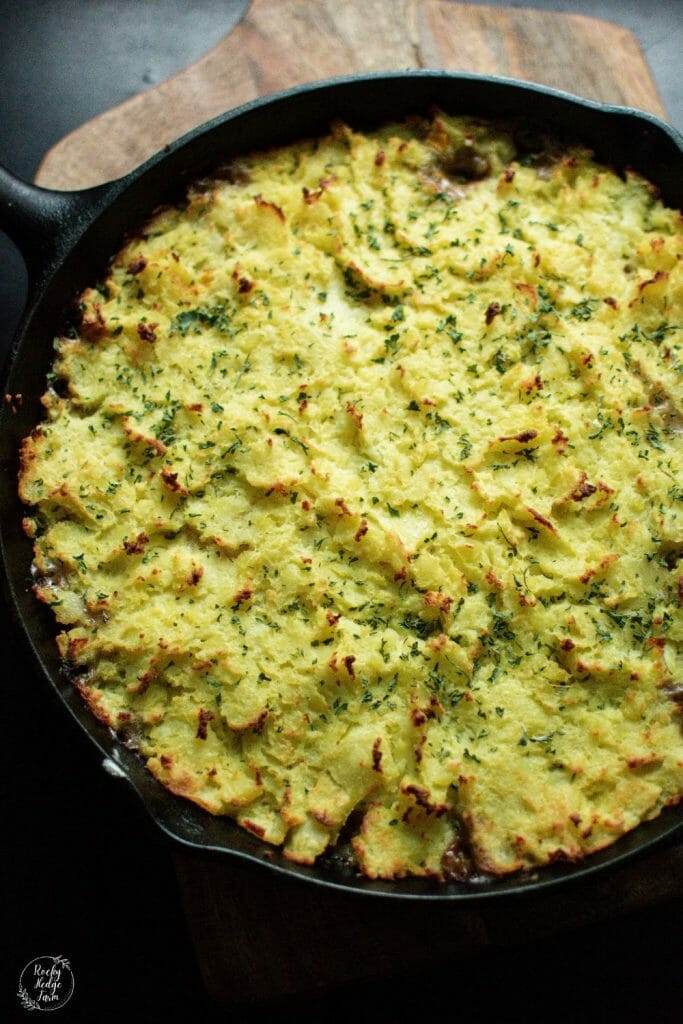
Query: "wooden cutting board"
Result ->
[[34, 0, 677, 1006], [35, 0, 665, 190]]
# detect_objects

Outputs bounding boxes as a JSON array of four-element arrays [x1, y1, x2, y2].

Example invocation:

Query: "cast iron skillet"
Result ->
[[1, 71, 681, 900]]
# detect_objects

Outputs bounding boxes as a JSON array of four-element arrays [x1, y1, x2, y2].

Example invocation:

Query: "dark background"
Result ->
[[2, 2, 681, 1021]]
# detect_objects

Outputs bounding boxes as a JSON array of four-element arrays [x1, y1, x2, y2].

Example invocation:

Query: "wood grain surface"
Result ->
[[175, 840, 682, 1003], [34, 0, 677, 1006], [35, 0, 665, 189]]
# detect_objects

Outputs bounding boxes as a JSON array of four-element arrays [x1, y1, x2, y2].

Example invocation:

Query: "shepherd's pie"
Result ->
[[19, 114, 683, 879]]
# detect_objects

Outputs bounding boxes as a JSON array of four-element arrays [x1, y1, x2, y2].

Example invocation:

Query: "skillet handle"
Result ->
[[0, 164, 116, 280]]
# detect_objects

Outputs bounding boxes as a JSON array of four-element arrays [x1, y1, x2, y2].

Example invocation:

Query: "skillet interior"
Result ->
[[1, 71, 681, 899]]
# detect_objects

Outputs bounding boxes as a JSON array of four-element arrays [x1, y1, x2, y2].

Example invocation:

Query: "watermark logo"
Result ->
[[17, 956, 74, 1012]]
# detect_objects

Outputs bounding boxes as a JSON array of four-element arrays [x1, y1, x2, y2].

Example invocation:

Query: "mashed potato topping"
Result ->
[[19, 114, 683, 879]]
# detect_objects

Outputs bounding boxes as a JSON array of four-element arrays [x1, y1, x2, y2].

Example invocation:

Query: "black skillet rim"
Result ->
[[1, 69, 681, 901]]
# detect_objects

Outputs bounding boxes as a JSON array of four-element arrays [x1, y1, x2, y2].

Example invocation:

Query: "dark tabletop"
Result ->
[[2, 2, 681, 1021]]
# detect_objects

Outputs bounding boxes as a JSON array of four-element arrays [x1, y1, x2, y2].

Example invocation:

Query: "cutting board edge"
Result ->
[[33, 0, 666, 189]]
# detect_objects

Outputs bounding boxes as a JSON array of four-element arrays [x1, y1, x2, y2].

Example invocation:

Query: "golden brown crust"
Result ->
[[18, 112, 683, 882]]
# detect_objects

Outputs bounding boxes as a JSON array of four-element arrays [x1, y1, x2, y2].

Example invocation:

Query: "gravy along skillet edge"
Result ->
[[1, 71, 682, 900]]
